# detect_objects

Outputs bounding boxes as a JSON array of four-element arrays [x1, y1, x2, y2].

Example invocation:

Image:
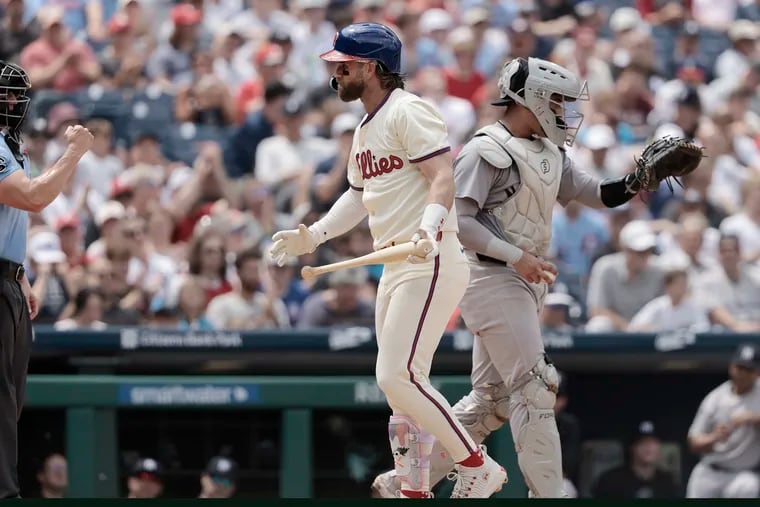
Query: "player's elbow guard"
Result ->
[[599, 174, 640, 208]]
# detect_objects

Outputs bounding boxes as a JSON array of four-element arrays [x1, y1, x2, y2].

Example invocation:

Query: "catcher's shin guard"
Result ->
[[509, 356, 565, 498]]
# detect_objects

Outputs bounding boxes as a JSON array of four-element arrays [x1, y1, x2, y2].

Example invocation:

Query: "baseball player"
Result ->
[[0, 60, 92, 498], [685, 342, 760, 498], [270, 23, 506, 498], [373, 56, 656, 498]]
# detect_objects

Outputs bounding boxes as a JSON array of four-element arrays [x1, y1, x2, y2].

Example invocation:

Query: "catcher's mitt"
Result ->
[[633, 136, 705, 193]]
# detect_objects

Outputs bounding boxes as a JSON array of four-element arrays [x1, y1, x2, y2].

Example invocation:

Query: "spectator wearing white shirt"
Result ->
[[694, 234, 760, 331], [586, 220, 665, 332], [206, 246, 290, 330], [653, 85, 702, 140], [413, 66, 476, 150], [628, 268, 710, 333], [714, 20, 759, 84], [569, 123, 625, 180], [287, 0, 336, 93], [85, 200, 127, 261], [719, 175, 760, 263], [658, 212, 719, 281], [254, 98, 335, 210], [74, 118, 125, 213]]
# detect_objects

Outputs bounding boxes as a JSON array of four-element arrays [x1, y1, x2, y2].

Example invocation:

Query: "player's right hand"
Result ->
[[407, 229, 439, 264], [513, 251, 557, 284], [64, 125, 94, 154], [270, 224, 319, 267]]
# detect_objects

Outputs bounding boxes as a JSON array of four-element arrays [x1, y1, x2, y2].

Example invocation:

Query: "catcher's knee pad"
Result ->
[[510, 356, 564, 498], [388, 415, 435, 492], [452, 384, 510, 442]]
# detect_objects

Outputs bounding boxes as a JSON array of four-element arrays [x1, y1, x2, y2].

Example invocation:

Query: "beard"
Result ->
[[338, 79, 365, 102]]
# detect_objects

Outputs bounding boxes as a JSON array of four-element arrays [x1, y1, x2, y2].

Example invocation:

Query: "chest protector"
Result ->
[[474, 124, 563, 256]]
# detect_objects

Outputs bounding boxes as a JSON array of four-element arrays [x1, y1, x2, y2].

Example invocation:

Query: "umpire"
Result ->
[[0, 60, 93, 498]]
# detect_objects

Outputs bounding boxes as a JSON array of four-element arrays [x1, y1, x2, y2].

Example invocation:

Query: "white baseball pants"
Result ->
[[374, 232, 479, 462]]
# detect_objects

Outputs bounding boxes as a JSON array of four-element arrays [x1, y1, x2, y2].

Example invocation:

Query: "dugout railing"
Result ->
[[25, 374, 525, 498], [24, 327, 760, 498]]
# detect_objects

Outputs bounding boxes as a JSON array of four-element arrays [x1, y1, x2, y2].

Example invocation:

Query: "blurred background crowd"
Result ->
[[1, 0, 760, 333]]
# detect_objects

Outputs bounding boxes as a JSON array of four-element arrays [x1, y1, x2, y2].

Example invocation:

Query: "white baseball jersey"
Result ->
[[347, 88, 458, 250]]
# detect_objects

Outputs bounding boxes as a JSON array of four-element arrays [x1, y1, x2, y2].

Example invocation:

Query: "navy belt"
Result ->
[[0, 259, 25, 282], [476, 253, 506, 266]]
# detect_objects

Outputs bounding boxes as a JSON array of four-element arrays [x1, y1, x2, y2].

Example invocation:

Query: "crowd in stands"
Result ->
[[2, 0, 760, 334]]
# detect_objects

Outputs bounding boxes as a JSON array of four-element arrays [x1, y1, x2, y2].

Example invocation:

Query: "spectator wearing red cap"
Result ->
[[55, 213, 86, 268], [146, 3, 203, 89], [19, 5, 101, 92], [98, 13, 146, 89], [235, 42, 287, 123]]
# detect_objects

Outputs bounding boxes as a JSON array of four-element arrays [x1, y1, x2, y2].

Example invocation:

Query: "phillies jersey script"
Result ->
[[347, 88, 459, 250]]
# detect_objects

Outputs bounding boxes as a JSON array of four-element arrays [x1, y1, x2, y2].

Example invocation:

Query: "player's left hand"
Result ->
[[407, 229, 439, 264]]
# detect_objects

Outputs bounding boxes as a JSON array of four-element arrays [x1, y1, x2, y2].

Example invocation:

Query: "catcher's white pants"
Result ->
[[686, 462, 760, 498], [375, 232, 479, 463]]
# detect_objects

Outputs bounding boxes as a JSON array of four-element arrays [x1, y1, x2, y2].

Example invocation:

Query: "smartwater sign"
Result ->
[[118, 384, 260, 406]]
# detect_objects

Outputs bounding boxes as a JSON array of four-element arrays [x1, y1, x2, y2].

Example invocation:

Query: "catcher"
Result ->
[[372, 56, 704, 498]]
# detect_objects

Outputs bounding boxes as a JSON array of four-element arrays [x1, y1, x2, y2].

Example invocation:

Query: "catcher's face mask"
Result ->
[[495, 57, 588, 147]]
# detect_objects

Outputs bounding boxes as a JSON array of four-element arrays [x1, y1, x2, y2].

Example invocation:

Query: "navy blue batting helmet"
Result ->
[[320, 23, 402, 74]]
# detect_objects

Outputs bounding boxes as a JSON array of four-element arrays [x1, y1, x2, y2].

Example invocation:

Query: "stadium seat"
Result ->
[[577, 439, 624, 498], [658, 442, 682, 486], [163, 123, 235, 166], [75, 84, 131, 145]]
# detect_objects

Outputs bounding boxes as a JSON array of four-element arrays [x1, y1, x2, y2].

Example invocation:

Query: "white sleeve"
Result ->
[[254, 138, 279, 185], [309, 188, 368, 244], [628, 299, 659, 330]]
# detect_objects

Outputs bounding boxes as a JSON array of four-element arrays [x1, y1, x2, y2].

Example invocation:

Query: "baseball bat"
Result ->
[[301, 239, 435, 281]]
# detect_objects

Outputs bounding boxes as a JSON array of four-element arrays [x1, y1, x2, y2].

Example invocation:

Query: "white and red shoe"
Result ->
[[371, 470, 398, 498], [448, 446, 508, 498]]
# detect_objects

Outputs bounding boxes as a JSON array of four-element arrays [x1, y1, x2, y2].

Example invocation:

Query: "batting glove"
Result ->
[[270, 224, 319, 267], [407, 229, 439, 264]]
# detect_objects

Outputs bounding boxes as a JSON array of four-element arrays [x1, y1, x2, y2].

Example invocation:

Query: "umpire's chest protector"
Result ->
[[474, 124, 562, 257]]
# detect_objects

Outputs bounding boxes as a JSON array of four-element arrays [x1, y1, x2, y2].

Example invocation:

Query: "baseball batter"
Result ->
[[270, 23, 506, 499], [373, 57, 655, 498], [686, 343, 760, 498]]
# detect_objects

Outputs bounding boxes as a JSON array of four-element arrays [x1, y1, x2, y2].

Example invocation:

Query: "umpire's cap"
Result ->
[[320, 23, 402, 74], [732, 343, 760, 370]]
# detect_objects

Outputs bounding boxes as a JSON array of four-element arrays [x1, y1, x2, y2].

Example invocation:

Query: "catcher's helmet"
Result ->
[[320, 23, 402, 75], [0, 61, 31, 134], [493, 57, 588, 147]]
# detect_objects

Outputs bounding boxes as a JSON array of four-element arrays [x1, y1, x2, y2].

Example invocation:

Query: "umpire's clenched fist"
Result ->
[[64, 125, 94, 154]]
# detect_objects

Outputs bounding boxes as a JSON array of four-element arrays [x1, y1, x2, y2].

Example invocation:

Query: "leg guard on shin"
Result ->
[[510, 356, 564, 498], [388, 415, 435, 493]]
